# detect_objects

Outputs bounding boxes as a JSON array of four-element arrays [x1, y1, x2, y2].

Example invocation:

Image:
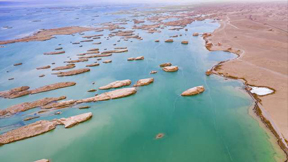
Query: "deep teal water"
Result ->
[[0, 6, 285, 162]]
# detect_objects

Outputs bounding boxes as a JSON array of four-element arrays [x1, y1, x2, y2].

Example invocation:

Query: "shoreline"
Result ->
[[1, 19, 286, 158], [247, 102, 286, 162], [203, 20, 288, 158], [0, 26, 95, 45], [0, 3, 286, 159]]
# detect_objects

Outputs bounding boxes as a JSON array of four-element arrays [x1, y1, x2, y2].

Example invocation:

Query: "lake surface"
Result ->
[[0, 3, 285, 162]]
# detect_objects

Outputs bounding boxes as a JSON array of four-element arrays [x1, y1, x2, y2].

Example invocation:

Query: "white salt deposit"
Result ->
[[249, 86, 274, 96]]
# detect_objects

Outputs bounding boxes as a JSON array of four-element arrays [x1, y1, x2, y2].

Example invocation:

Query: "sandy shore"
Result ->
[[0, 26, 94, 45], [195, 2, 288, 154], [0, 1, 287, 157]]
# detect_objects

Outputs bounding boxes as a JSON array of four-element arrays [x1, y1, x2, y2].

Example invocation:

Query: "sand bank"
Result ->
[[0, 26, 94, 45]]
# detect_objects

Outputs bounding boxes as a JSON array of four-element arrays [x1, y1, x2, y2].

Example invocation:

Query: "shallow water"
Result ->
[[0, 3, 142, 41], [0, 4, 285, 162]]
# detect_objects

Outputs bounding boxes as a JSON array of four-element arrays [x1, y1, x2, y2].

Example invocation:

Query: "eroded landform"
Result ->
[[0, 2, 287, 161]]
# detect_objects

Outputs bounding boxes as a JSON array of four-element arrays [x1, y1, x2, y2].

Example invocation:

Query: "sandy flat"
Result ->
[[196, 3, 288, 144], [0, 26, 94, 45]]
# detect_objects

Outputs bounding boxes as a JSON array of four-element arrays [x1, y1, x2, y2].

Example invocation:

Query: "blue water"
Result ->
[[0, 3, 150, 40], [0, 3, 285, 162]]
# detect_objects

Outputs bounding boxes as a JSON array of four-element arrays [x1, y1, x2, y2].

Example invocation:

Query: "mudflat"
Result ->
[[0, 26, 94, 45]]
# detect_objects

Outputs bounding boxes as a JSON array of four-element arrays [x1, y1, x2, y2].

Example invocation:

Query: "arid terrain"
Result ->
[[194, 2, 288, 150], [0, 2, 287, 161]]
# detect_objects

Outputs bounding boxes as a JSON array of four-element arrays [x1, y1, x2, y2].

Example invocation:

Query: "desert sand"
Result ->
[[0, 1, 287, 157], [194, 2, 288, 150]]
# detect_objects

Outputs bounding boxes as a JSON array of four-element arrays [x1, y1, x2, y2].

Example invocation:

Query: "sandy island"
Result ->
[[0, 26, 95, 45], [0, 1, 287, 157]]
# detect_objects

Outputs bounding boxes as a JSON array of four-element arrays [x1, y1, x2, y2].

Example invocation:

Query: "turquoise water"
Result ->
[[0, 5, 285, 162]]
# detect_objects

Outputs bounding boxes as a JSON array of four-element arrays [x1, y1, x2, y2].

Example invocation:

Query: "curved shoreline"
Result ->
[[0, 5, 286, 159], [203, 21, 288, 158], [1, 22, 286, 157]]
